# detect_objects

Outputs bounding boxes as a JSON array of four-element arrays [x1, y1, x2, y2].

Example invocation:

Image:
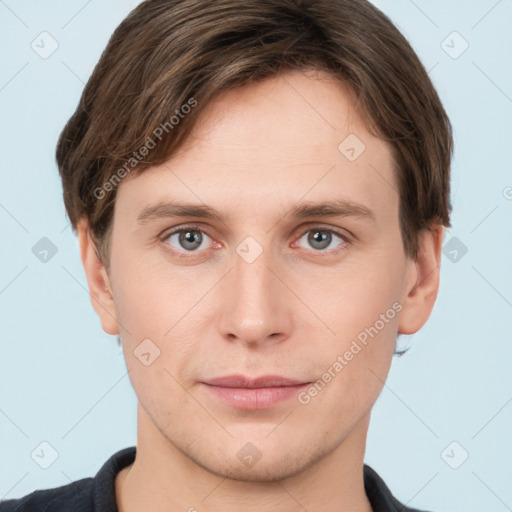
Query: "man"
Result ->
[[0, 0, 452, 510]]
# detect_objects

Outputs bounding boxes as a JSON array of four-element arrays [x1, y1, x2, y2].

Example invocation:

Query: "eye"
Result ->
[[163, 226, 213, 253], [160, 224, 350, 258], [295, 227, 349, 253]]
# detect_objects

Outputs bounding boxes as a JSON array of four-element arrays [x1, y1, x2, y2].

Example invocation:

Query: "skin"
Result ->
[[77, 68, 443, 512]]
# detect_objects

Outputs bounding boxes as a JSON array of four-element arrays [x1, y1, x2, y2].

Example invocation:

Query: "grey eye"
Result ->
[[167, 229, 210, 251], [298, 229, 345, 251]]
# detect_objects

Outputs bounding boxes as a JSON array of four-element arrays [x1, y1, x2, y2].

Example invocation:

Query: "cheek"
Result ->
[[304, 251, 404, 343], [298, 253, 402, 408], [111, 250, 200, 338], [110, 258, 208, 389], [299, 318, 396, 428]]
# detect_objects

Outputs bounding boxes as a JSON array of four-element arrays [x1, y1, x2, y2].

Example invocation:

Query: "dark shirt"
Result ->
[[0, 446, 430, 511]]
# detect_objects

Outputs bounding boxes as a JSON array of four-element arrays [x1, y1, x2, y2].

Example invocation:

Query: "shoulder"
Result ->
[[363, 464, 434, 512], [0, 446, 136, 512], [0, 478, 93, 512]]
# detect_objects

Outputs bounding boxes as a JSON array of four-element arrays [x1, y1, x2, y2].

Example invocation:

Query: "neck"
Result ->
[[115, 406, 373, 512]]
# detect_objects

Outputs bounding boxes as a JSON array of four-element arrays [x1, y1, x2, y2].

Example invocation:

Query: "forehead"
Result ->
[[115, 69, 398, 225]]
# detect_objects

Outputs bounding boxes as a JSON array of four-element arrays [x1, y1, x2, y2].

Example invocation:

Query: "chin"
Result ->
[[181, 434, 334, 483]]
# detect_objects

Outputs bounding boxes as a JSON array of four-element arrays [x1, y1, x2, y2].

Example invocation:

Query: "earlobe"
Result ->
[[76, 218, 119, 336], [397, 226, 444, 335]]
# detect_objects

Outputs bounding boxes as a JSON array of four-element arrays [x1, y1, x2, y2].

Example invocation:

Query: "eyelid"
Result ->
[[294, 223, 352, 241], [160, 223, 214, 240], [161, 222, 352, 240]]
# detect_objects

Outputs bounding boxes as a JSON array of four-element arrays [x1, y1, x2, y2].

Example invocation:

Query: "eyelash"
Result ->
[[160, 223, 351, 259]]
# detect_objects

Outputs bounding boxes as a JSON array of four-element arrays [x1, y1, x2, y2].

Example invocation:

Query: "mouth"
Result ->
[[199, 374, 311, 410]]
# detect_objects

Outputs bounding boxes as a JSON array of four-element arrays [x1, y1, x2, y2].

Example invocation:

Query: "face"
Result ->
[[84, 69, 436, 482]]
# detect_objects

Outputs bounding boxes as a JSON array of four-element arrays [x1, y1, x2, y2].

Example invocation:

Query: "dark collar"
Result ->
[[93, 447, 428, 512]]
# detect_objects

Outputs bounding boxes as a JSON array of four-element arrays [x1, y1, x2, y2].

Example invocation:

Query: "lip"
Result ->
[[203, 374, 306, 388], [200, 374, 310, 410]]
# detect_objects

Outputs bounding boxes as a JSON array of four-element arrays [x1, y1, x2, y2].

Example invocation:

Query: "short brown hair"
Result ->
[[56, 0, 453, 271]]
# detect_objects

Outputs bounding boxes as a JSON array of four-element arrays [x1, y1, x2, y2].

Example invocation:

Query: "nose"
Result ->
[[217, 244, 292, 348]]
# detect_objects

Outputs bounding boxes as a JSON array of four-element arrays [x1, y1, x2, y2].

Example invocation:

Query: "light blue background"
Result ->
[[1, 1, 511, 511]]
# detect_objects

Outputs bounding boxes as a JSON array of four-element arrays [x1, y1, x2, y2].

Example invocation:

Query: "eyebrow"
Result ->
[[136, 198, 376, 225]]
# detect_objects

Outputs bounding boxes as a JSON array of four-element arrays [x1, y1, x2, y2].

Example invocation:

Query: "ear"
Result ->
[[397, 225, 444, 335], [76, 218, 119, 336]]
